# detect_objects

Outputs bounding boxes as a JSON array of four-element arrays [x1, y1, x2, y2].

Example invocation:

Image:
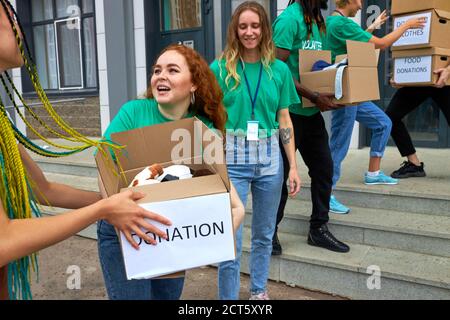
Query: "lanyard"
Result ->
[[240, 61, 263, 120]]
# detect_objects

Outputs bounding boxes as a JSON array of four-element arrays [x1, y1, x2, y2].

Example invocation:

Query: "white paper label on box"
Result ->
[[120, 193, 235, 280], [393, 12, 432, 47], [394, 56, 432, 84]]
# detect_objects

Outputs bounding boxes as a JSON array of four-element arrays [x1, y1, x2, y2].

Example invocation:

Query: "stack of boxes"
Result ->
[[391, 0, 450, 86]]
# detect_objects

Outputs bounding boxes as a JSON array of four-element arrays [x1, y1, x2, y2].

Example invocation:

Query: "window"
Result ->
[[30, 0, 97, 91]]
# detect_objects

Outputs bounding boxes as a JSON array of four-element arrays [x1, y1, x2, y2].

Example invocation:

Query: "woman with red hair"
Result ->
[[97, 44, 245, 300]]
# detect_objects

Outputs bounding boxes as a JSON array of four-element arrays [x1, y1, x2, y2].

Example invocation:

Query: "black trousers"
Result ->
[[276, 112, 332, 232], [385, 87, 450, 157]]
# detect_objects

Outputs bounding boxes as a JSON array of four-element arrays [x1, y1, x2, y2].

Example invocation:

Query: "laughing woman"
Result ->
[[211, 1, 301, 300], [98, 44, 245, 300], [0, 0, 170, 300]]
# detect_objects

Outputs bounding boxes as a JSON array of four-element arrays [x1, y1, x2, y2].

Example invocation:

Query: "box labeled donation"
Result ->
[[392, 47, 450, 86], [95, 117, 235, 280], [392, 10, 450, 51]]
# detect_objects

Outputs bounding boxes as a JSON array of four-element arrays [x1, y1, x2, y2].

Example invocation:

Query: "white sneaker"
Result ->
[[249, 291, 270, 300]]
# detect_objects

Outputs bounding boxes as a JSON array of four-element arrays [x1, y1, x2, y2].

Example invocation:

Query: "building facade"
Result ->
[[6, 0, 450, 149]]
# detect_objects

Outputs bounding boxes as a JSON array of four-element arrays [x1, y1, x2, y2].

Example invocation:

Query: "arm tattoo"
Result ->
[[280, 128, 292, 145]]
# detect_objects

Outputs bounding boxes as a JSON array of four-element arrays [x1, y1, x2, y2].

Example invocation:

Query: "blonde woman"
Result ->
[[211, 1, 301, 300]]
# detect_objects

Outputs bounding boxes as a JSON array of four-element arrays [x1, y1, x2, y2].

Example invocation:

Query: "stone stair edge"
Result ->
[[242, 228, 450, 290]]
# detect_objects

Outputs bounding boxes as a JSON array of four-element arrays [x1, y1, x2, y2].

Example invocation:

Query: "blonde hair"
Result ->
[[219, 1, 275, 90], [336, 0, 351, 8]]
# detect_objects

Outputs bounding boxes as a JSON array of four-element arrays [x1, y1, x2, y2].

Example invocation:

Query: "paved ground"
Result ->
[[30, 236, 344, 300]]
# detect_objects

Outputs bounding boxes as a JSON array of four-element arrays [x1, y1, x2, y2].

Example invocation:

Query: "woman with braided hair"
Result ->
[[0, 0, 172, 300]]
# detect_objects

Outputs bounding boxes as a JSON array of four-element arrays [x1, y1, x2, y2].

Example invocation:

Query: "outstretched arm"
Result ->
[[19, 145, 102, 209], [369, 17, 426, 50], [0, 189, 171, 267]]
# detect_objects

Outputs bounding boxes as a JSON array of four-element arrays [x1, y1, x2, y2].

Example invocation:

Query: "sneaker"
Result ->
[[272, 232, 282, 256], [308, 224, 350, 253], [391, 161, 426, 179], [330, 195, 350, 214], [249, 291, 270, 300], [364, 171, 399, 185]]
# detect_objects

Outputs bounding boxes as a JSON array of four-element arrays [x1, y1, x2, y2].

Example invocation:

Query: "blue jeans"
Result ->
[[218, 136, 283, 300], [97, 220, 185, 300], [330, 101, 392, 188]]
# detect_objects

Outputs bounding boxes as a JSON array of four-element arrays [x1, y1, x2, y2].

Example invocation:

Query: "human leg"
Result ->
[[329, 106, 358, 214], [218, 137, 253, 300], [386, 88, 431, 178], [354, 101, 397, 185], [249, 147, 283, 297]]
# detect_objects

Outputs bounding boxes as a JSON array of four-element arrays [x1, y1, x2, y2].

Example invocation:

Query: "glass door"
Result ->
[[145, 0, 215, 69]]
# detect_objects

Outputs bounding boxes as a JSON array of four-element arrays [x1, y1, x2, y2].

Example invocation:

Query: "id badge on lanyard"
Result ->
[[242, 61, 263, 142], [247, 121, 259, 141]]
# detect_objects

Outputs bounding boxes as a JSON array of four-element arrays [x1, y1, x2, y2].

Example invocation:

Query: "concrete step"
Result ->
[[43, 172, 99, 191], [32, 155, 98, 178], [241, 228, 450, 300], [245, 199, 450, 258], [296, 186, 450, 217]]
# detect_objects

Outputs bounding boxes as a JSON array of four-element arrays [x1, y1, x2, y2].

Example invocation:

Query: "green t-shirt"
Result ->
[[210, 59, 299, 138], [272, 2, 325, 116], [326, 15, 373, 62], [104, 99, 214, 141]]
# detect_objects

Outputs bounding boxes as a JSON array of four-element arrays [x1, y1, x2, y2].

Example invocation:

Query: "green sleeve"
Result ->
[[103, 101, 136, 141], [339, 20, 373, 43], [273, 15, 298, 51], [278, 62, 301, 110]]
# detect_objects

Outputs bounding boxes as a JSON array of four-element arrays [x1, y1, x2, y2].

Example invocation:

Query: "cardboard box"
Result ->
[[95, 117, 236, 280], [299, 40, 380, 107], [391, 0, 450, 15], [392, 10, 450, 51], [391, 47, 450, 87]]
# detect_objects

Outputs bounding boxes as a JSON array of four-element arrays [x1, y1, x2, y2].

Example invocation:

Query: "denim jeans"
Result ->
[[218, 135, 283, 300], [330, 101, 392, 188], [97, 220, 185, 300]]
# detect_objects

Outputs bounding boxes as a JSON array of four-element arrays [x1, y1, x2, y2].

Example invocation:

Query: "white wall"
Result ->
[[95, 0, 110, 135], [133, 0, 147, 98], [9, 0, 26, 135]]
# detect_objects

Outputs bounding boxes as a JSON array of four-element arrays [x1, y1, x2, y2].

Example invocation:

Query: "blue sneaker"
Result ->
[[330, 195, 350, 214], [364, 171, 399, 185]]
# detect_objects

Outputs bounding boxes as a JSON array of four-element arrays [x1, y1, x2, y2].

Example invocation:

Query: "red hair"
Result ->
[[147, 44, 227, 135]]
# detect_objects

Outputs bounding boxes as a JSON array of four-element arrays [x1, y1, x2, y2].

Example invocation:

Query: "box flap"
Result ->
[[435, 9, 450, 20], [110, 118, 197, 171], [299, 49, 331, 73], [392, 47, 450, 58], [346, 40, 377, 67], [198, 120, 230, 191], [391, 0, 450, 15]]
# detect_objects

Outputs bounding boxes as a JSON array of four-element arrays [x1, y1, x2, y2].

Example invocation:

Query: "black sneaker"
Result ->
[[308, 224, 350, 253], [272, 232, 282, 256], [391, 161, 426, 179]]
